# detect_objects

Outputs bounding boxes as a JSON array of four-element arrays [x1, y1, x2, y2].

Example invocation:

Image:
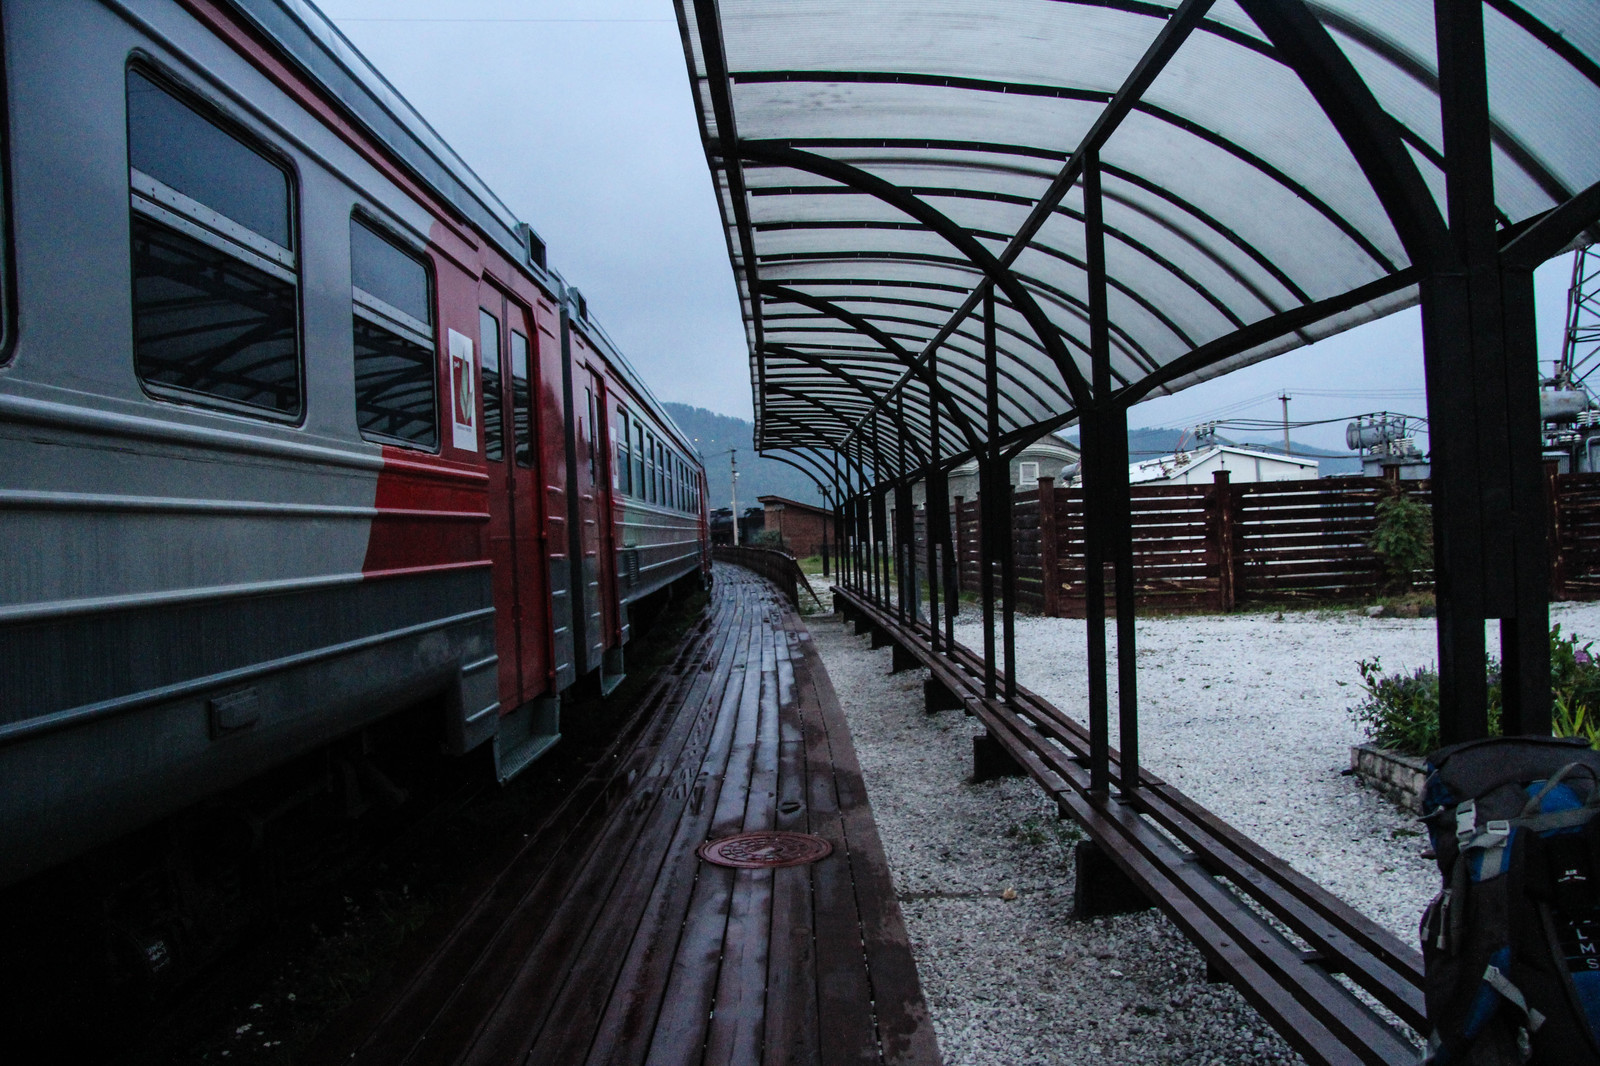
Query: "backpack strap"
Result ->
[[1482, 963, 1547, 1034], [1521, 762, 1600, 819]]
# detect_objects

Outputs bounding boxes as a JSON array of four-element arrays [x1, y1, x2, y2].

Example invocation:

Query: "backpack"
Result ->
[[1420, 735, 1600, 1065]]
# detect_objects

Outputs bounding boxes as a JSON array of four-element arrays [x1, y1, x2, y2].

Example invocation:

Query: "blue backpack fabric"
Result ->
[[1420, 736, 1600, 1065]]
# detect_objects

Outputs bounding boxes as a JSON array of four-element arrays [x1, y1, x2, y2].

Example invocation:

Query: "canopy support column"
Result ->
[[895, 394, 914, 624], [1427, 0, 1550, 742], [1083, 150, 1113, 795], [1108, 401, 1140, 792], [981, 290, 1000, 700], [927, 347, 944, 654]]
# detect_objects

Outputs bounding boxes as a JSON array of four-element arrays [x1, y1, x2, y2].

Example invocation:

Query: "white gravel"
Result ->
[[808, 598, 1600, 1065]]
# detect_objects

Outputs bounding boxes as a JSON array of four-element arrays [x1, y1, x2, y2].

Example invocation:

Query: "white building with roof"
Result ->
[[1128, 444, 1318, 486]]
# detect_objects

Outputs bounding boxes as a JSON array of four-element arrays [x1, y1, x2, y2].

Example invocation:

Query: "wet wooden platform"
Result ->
[[313, 563, 940, 1066]]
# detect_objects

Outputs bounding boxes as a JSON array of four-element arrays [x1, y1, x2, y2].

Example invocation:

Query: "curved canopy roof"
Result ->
[[673, 0, 1600, 476]]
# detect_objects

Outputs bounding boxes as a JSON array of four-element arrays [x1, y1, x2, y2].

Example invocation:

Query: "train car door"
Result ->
[[584, 368, 620, 653], [561, 326, 620, 690], [536, 298, 575, 692], [479, 287, 548, 712]]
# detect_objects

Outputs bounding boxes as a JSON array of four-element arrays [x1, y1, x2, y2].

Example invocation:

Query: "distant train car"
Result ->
[[0, 0, 708, 889]]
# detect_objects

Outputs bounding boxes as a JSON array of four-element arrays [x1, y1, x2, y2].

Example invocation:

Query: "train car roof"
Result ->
[[562, 289, 699, 462], [225, 2, 701, 469], [224, 0, 555, 292]]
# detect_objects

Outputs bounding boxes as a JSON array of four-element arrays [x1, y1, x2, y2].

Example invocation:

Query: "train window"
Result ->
[[350, 217, 436, 449], [479, 309, 503, 461], [127, 68, 291, 248], [633, 423, 646, 498], [511, 330, 531, 467], [648, 433, 659, 504], [586, 387, 598, 479], [127, 66, 301, 418], [616, 409, 632, 495], [351, 218, 430, 324]]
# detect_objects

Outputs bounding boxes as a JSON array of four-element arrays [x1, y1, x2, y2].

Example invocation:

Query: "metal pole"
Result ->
[[981, 288, 999, 700], [1084, 149, 1112, 794], [1001, 470, 1018, 702], [731, 448, 740, 546], [896, 392, 910, 623], [1109, 402, 1139, 792], [927, 345, 942, 652], [1428, 0, 1550, 740], [1279, 393, 1292, 456]]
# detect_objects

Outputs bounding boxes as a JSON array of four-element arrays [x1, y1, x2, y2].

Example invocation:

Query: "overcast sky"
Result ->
[[319, 0, 1579, 456]]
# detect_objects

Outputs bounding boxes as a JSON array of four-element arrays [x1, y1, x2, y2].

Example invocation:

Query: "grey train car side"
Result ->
[[0, 0, 707, 890]]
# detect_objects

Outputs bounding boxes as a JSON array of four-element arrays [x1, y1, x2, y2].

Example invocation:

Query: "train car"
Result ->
[[562, 289, 711, 696], [0, 0, 708, 891]]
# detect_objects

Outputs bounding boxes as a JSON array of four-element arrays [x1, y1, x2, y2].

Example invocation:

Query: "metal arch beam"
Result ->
[[788, 278, 1161, 371], [1115, 268, 1420, 406], [763, 0, 1212, 445], [688, 0, 764, 361], [1502, 179, 1600, 271], [762, 388, 897, 471], [758, 344, 934, 460], [1485, 0, 1600, 91], [765, 340, 1053, 435], [760, 447, 839, 506], [1234, 0, 1450, 271], [761, 344, 931, 465], [764, 307, 1072, 415], [1314, 4, 1573, 218], [761, 213, 1233, 345], [758, 282, 987, 451], [728, 141, 1092, 410]]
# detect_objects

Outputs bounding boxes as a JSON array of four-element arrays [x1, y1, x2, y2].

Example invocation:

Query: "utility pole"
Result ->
[[1279, 392, 1292, 456], [730, 448, 740, 546]]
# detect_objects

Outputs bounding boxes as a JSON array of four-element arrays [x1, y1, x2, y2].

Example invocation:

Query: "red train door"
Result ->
[[570, 357, 616, 679], [480, 286, 548, 711], [585, 368, 619, 648]]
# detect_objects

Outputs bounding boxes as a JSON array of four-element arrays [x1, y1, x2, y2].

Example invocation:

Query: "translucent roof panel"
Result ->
[[674, 0, 1600, 463]]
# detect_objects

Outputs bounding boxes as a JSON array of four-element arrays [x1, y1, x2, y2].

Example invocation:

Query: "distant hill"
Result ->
[[662, 403, 828, 509]]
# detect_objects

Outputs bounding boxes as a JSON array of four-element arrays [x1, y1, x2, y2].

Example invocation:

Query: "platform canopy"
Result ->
[[673, 0, 1600, 477]]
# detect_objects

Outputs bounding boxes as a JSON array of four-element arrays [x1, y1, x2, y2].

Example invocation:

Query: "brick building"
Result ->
[[758, 495, 831, 558]]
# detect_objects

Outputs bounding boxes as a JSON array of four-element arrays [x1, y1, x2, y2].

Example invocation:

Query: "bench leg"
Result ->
[[1071, 839, 1154, 919], [972, 731, 1025, 783], [854, 615, 875, 636], [833, 592, 847, 615], [891, 643, 918, 673], [924, 677, 962, 714], [869, 626, 892, 649]]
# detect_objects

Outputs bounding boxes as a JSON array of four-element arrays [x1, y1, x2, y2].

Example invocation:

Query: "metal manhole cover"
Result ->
[[697, 831, 833, 869]]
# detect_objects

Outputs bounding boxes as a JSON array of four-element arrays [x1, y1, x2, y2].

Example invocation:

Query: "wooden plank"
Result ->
[[335, 600, 731, 1066], [804, 628, 943, 1066], [578, 573, 771, 1066], [763, 624, 822, 1066], [524, 586, 764, 1066], [702, 618, 784, 1066], [644, 589, 771, 1064], [449, 589, 760, 1066]]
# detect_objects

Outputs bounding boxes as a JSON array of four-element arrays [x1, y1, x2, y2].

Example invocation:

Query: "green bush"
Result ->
[[1368, 492, 1433, 592], [1349, 626, 1600, 756], [1350, 657, 1445, 756]]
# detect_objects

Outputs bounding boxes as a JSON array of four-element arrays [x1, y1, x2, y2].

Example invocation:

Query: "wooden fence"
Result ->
[[906, 468, 1600, 616]]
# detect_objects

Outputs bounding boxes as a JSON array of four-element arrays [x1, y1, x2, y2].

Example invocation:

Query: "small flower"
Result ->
[[1577, 650, 1591, 666]]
